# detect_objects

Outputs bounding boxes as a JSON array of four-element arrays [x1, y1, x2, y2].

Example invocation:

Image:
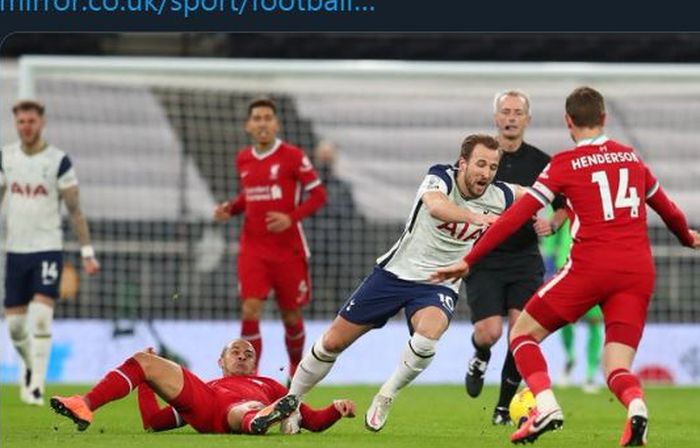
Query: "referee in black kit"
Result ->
[[464, 89, 562, 425]]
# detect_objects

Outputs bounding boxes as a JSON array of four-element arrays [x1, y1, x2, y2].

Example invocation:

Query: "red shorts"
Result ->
[[525, 264, 654, 349], [170, 368, 231, 433], [237, 252, 310, 310]]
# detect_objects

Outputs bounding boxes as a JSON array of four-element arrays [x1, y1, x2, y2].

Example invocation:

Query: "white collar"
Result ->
[[576, 134, 609, 147], [251, 139, 282, 160]]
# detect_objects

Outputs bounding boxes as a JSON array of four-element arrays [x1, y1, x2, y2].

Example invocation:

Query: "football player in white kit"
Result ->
[[284, 134, 524, 432], [1, 100, 100, 405]]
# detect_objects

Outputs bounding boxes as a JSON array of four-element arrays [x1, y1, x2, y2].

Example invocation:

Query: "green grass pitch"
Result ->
[[2, 384, 698, 447]]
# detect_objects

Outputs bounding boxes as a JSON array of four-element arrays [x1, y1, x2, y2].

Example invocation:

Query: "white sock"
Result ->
[[7, 313, 32, 369], [378, 333, 436, 399], [535, 389, 561, 414], [288, 337, 338, 398], [28, 302, 54, 394], [628, 398, 648, 418]]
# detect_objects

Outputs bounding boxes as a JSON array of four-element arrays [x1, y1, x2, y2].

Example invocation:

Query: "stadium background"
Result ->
[[0, 33, 699, 387]]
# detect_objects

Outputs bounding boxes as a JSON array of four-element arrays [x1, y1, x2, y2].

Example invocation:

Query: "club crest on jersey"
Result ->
[[426, 176, 441, 191], [269, 164, 280, 180], [10, 182, 48, 197]]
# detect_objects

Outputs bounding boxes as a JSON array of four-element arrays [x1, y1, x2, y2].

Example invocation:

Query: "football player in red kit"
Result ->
[[50, 339, 355, 435], [432, 87, 699, 446], [214, 98, 327, 378]]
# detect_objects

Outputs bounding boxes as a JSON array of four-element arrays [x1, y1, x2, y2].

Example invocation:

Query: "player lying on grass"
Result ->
[[51, 339, 355, 435], [286, 134, 525, 433]]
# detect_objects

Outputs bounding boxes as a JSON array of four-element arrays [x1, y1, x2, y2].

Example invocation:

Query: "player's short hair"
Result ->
[[220, 339, 256, 359], [493, 89, 531, 115], [248, 97, 277, 117], [12, 99, 45, 116], [460, 134, 500, 161], [566, 86, 605, 127]]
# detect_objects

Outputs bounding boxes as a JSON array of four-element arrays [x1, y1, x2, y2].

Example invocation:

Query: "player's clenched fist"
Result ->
[[332, 399, 356, 418], [214, 202, 232, 222]]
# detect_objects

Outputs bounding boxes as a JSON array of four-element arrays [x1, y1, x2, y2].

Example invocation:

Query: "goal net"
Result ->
[[2, 56, 699, 322]]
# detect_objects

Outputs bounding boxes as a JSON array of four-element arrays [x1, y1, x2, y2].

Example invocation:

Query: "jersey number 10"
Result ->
[[591, 168, 640, 221]]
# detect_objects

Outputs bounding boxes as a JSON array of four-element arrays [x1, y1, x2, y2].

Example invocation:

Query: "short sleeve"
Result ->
[[417, 164, 453, 197], [57, 155, 79, 190], [493, 181, 515, 209]]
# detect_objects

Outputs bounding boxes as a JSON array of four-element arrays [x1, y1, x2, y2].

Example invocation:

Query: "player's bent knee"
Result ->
[[605, 322, 643, 350], [320, 332, 348, 354], [280, 309, 302, 326], [132, 351, 160, 377], [412, 308, 449, 339], [475, 326, 502, 346], [241, 299, 264, 320]]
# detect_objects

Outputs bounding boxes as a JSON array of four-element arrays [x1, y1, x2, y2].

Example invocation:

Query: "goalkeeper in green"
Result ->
[[540, 210, 603, 393]]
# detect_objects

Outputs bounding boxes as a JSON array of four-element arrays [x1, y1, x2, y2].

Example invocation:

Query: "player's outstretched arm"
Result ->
[[297, 399, 356, 432], [60, 186, 100, 275], [431, 193, 545, 285], [646, 186, 697, 248], [422, 191, 497, 226]]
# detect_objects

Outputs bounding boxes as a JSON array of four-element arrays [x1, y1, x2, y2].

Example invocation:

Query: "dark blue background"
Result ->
[[0, 0, 698, 35]]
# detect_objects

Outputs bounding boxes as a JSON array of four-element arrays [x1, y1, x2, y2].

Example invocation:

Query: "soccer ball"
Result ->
[[509, 388, 536, 427]]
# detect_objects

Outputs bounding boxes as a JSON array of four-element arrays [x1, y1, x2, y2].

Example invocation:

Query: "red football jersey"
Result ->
[[236, 139, 322, 259], [207, 375, 287, 407], [529, 136, 658, 273]]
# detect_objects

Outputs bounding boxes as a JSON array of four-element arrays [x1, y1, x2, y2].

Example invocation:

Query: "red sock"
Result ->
[[284, 319, 305, 377], [510, 335, 551, 395], [84, 357, 145, 411], [607, 368, 644, 407], [299, 403, 342, 432], [242, 320, 262, 371], [138, 384, 180, 431]]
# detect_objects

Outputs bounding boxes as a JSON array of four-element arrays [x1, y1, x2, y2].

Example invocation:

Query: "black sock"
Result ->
[[471, 334, 491, 362], [496, 351, 522, 408]]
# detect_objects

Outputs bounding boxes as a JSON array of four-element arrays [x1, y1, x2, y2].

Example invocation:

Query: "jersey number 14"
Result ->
[[591, 168, 640, 221]]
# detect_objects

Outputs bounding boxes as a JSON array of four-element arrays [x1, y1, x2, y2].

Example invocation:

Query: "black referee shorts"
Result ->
[[465, 263, 544, 324]]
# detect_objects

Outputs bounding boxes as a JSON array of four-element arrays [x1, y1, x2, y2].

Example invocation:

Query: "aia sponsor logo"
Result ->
[[10, 182, 48, 197], [437, 222, 484, 242]]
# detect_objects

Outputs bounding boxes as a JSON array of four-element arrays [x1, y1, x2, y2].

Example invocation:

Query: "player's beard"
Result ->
[[463, 174, 489, 199]]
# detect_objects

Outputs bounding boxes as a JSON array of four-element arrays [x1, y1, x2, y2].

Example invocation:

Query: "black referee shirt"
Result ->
[[479, 141, 555, 270]]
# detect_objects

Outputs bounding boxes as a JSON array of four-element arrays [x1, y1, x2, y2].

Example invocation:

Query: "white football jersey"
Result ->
[[377, 164, 515, 292], [0, 142, 78, 253]]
